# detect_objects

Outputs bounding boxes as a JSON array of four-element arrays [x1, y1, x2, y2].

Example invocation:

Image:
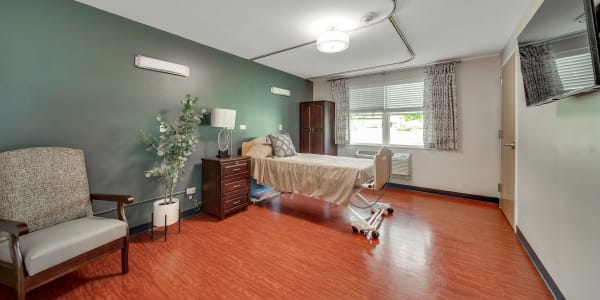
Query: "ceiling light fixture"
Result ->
[[316, 25, 349, 54]]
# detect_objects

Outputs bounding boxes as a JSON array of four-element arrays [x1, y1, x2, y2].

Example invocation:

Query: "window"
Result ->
[[349, 79, 424, 147]]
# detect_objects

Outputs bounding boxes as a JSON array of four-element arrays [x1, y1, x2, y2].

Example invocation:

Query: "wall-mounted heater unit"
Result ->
[[134, 55, 190, 77], [270, 86, 291, 97], [356, 150, 411, 177], [391, 153, 411, 176]]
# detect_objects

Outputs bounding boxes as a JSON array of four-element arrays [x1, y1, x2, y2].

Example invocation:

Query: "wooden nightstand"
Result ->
[[201, 156, 250, 220]]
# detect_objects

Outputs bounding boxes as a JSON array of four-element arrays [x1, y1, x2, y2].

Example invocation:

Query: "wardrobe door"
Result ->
[[310, 102, 324, 154], [322, 101, 337, 156], [300, 102, 311, 153]]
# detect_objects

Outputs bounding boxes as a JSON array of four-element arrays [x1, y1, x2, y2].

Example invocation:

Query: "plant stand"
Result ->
[[150, 208, 181, 242]]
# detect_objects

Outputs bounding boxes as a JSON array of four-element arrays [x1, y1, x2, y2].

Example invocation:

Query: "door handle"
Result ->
[[503, 143, 516, 150]]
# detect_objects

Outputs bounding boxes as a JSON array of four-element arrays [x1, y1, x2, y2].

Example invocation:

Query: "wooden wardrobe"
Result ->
[[299, 100, 337, 155]]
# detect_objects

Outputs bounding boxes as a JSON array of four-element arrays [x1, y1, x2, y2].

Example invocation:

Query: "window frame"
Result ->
[[348, 79, 425, 148]]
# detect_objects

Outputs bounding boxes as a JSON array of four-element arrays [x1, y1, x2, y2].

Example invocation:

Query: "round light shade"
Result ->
[[317, 28, 349, 53]]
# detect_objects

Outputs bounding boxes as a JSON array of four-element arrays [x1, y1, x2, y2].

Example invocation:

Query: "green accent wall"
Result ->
[[0, 0, 312, 227]]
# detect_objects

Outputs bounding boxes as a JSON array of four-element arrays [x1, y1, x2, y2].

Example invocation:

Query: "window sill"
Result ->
[[346, 144, 431, 150]]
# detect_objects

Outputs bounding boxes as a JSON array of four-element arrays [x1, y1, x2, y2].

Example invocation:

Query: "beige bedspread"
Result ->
[[251, 154, 373, 205]]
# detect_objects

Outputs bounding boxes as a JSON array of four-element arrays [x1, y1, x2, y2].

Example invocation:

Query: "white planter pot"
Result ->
[[153, 198, 179, 227]]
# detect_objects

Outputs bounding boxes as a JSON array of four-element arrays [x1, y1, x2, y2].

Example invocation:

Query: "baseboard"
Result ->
[[129, 208, 201, 237], [516, 226, 566, 300], [387, 183, 499, 204]]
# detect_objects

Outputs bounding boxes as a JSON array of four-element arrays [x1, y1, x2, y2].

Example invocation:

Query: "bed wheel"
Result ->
[[370, 209, 375, 214], [352, 226, 358, 233], [387, 208, 394, 214], [371, 231, 379, 239], [359, 229, 365, 235]]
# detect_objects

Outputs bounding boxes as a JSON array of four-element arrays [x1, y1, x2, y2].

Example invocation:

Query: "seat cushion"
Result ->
[[0, 216, 126, 276]]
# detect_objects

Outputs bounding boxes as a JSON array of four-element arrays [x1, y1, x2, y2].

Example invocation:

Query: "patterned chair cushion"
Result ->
[[0, 147, 93, 232], [268, 133, 297, 157]]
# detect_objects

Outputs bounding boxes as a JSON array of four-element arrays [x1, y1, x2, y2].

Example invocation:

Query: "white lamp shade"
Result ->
[[317, 29, 349, 53], [211, 108, 236, 129]]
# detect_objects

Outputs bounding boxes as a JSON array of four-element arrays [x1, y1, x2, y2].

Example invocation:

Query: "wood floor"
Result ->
[[0, 188, 551, 299]]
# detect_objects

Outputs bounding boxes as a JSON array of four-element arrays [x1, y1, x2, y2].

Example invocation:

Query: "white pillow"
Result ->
[[249, 137, 271, 145], [246, 144, 273, 158]]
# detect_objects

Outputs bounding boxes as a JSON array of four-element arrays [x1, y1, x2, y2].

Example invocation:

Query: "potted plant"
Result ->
[[140, 94, 203, 228]]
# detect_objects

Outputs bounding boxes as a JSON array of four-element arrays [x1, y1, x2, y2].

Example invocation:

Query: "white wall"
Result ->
[[514, 57, 600, 299], [313, 80, 333, 100], [313, 56, 503, 197], [501, 0, 600, 297]]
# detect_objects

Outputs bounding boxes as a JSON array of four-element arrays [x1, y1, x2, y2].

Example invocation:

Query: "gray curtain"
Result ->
[[330, 79, 350, 145], [423, 62, 458, 151], [519, 42, 563, 105]]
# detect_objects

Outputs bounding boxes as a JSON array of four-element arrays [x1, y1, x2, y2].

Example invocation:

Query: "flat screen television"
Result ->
[[518, 0, 600, 106]]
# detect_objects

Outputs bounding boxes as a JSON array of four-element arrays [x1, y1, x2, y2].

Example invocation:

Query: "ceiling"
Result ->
[[76, 0, 532, 79]]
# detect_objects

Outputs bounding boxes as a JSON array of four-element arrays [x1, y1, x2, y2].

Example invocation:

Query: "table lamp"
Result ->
[[211, 108, 236, 157]]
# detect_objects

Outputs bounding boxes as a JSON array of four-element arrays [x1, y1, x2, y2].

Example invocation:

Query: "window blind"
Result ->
[[349, 86, 384, 111], [349, 80, 424, 112], [555, 53, 595, 90], [385, 81, 424, 111]]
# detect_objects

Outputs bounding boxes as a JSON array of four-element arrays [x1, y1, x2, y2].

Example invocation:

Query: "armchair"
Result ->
[[0, 147, 134, 300]]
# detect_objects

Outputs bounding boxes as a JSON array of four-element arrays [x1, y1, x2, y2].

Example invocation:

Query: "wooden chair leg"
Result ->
[[16, 277, 26, 300], [121, 238, 129, 274]]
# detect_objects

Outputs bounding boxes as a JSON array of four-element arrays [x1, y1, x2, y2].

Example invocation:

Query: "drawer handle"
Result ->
[[226, 164, 244, 169], [233, 184, 241, 188], [233, 200, 241, 205], [231, 168, 240, 172]]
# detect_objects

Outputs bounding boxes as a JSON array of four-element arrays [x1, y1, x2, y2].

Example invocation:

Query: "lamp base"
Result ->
[[217, 150, 230, 158]]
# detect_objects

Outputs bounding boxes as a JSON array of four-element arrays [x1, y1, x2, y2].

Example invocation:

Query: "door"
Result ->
[[300, 102, 311, 153], [500, 53, 517, 228], [310, 102, 324, 154]]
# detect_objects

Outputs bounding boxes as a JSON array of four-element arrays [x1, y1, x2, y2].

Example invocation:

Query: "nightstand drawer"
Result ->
[[222, 160, 249, 177], [224, 193, 248, 210], [222, 178, 249, 194], [202, 156, 250, 220]]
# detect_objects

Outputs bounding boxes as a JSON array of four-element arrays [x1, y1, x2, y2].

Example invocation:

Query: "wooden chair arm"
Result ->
[[0, 219, 29, 237], [90, 194, 134, 222], [90, 194, 134, 204]]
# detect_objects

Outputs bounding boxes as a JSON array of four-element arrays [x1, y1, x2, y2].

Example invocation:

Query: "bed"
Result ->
[[242, 136, 393, 239], [242, 138, 373, 206]]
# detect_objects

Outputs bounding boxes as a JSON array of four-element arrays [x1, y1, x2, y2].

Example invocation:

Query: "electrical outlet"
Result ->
[[240, 124, 247, 130], [279, 123, 283, 131], [186, 187, 196, 195]]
